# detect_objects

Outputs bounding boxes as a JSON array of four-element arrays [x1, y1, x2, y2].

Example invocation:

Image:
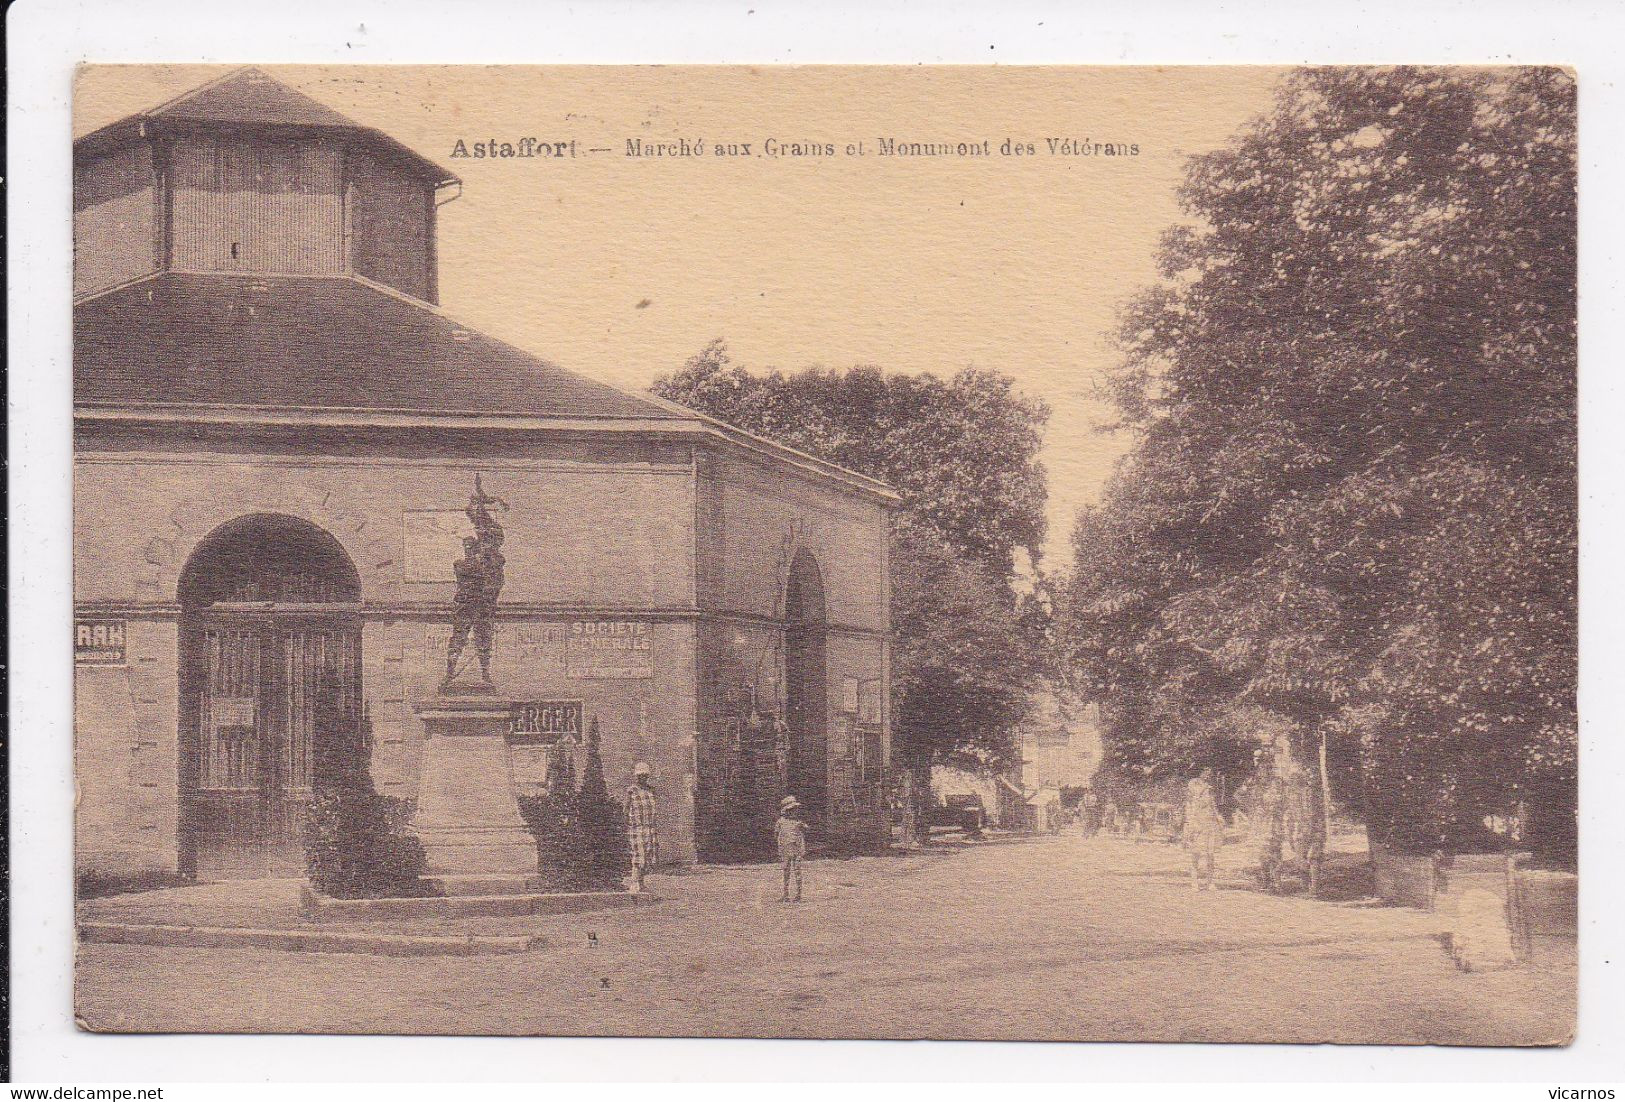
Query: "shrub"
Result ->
[[305, 784, 431, 898], [519, 746, 594, 891], [577, 719, 631, 888], [303, 697, 431, 899]]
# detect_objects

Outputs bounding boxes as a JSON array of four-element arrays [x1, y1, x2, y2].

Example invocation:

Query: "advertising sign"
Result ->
[[75, 618, 126, 665], [566, 620, 653, 679], [507, 700, 584, 745]]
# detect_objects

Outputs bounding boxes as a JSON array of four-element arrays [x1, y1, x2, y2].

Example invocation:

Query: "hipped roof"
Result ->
[[75, 274, 682, 420], [74, 273, 898, 503], [75, 67, 458, 186]]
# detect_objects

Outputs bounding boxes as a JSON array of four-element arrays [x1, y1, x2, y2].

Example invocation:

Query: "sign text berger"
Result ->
[[507, 700, 585, 745]]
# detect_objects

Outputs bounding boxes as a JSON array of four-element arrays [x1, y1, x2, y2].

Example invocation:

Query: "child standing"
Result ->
[[1182, 767, 1223, 891], [775, 795, 807, 903]]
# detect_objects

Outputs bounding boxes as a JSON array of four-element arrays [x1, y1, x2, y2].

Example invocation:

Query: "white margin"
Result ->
[[8, 0, 1625, 1085]]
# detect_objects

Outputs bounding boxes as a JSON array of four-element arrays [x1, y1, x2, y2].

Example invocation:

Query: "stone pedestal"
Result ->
[[410, 685, 538, 876]]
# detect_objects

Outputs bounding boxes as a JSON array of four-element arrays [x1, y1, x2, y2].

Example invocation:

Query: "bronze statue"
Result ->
[[445, 474, 508, 685]]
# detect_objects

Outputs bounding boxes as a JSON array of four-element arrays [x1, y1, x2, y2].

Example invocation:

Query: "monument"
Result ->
[[445, 474, 507, 690], [410, 475, 538, 877]]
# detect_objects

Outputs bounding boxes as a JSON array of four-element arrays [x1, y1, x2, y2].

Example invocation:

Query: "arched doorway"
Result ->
[[783, 548, 828, 836], [177, 514, 363, 879]]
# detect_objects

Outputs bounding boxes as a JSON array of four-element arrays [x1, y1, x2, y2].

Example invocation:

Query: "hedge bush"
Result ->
[[517, 733, 627, 892], [303, 696, 431, 899], [305, 783, 431, 898], [578, 719, 631, 886]]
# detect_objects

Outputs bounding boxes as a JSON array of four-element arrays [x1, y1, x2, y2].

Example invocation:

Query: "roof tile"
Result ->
[[150, 68, 363, 130], [74, 274, 689, 421]]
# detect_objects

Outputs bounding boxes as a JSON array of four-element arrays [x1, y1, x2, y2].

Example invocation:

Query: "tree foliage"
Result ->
[[304, 696, 429, 898], [1059, 67, 1576, 861], [520, 749, 593, 891], [577, 718, 631, 886], [654, 344, 1051, 772], [889, 533, 1035, 773]]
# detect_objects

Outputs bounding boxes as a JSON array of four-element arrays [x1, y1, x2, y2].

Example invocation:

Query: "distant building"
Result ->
[[932, 691, 1102, 833], [996, 693, 1102, 832]]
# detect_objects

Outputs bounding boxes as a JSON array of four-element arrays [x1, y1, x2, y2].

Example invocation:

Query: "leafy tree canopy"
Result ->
[[656, 342, 1049, 581], [1059, 67, 1576, 856], [654, 344, 1052, 772]]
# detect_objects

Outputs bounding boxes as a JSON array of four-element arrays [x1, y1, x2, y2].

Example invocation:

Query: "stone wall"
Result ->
[[706, 452, 888, 630], [74, 620, 180, 879], [693, 448, 892, 856], [75, 435, 696, 609], [73, 144, 159, 299], [1513, 867, 1578, 964], [1369, 841, 1438, 910], [73, 430, 703, 875], [74, 426, 891, 876]]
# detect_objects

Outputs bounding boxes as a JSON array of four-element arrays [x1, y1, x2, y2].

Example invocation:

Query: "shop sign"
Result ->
[[507, 700, 584, 745], [211, 697, 257, 728], [566, 620, 653, 679], [75, 618, 126, 665]]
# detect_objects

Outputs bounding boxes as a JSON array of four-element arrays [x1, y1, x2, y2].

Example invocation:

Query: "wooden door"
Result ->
[[182, 613, 360, 879], [270, 624, 360, 873], [186, 622, 267, 878]]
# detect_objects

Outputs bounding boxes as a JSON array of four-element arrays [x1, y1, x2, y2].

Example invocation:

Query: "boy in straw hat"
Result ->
[[625, 762, 659, 894], [775, 795, 807, 903]]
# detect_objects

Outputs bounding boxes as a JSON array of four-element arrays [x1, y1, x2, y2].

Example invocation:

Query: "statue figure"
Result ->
[[445, 474, 508, 686]]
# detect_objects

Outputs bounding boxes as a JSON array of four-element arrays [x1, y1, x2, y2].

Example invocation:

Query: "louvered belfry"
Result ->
[[75, 67, 452, 303]]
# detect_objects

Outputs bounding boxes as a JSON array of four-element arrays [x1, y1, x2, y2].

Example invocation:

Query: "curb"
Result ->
[[78, 922, 547, 957], [300, 884, 654, 922]]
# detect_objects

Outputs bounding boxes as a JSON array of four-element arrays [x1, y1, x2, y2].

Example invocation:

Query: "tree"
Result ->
[[1059, 67, 1576, 871], [304, 693, 428, 898], [527, 747, 592, 890], [890, 531, 1032, 774], [656, 342, 1049, 582], [654, 345, 1050, 777], [577, 718, 631, 888]]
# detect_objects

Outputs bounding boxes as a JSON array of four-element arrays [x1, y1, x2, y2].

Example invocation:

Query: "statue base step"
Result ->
[[412, 826, 539, 877], [438, 675, 497, 697]]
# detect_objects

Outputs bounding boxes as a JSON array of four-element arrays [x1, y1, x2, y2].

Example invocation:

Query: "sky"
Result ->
[[76, 64, 1283, 569]]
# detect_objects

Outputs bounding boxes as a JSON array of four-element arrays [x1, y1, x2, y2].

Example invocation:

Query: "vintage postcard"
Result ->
[[70, 64, 1576, 1044]]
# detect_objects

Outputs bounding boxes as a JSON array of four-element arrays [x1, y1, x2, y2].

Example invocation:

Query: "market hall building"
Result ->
[[73, 69, 896, 882]]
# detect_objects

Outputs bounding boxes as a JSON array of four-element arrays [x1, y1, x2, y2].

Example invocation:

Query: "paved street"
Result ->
[[75, 834, 1574, 1044]]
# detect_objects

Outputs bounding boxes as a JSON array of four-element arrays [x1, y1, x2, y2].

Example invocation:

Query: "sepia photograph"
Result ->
[[61, 58, 1576, 1050]]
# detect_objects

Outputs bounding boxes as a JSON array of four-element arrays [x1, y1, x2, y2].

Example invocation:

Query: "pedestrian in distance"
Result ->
[[776, 795, 807, 903], [1182, 766, 1223, 891], [625, 761, 659, 895]]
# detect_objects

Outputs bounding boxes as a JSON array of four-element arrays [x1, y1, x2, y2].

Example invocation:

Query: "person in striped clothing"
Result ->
[[625, 761, 659, 894]]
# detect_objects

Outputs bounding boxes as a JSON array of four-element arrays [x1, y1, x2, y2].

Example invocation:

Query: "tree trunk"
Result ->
[[896, 760, 928, 848], [1314, 727, 1333, 897]]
